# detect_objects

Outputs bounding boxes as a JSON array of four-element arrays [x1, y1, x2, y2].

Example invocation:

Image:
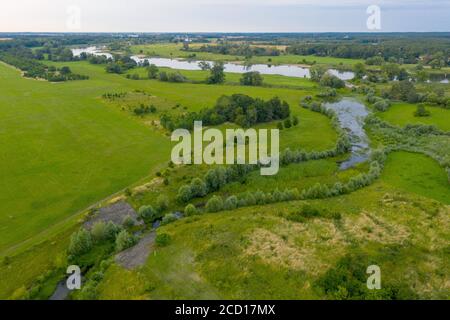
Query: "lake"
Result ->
[[71, 47, 355, 80]]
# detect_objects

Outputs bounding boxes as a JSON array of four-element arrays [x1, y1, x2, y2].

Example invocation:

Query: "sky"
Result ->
[[0, 0, 449, 33]]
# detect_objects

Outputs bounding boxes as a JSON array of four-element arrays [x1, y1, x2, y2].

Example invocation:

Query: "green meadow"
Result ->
[[378, 102, 450, 131], [97, 152, 449, 299], [0, 60, 335, 256]]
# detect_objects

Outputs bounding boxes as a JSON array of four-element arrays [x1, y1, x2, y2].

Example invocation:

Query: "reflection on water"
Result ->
[[323, 99, 371, 170]]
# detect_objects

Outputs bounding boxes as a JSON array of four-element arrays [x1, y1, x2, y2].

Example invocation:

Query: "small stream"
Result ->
[[323, 99, 371, 170]]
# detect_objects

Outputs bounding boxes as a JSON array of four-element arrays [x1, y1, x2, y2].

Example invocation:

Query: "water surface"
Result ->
[[323, 99, 371, 170]]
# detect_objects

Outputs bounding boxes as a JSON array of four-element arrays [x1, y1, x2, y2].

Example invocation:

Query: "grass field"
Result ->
[[0, 60, 336, 256], [381, 152, 450, 204], [97, 152, 450, 299], [1, 46, 449, 300], [378, 102, 450, 132], [0, 62, 172, 254]]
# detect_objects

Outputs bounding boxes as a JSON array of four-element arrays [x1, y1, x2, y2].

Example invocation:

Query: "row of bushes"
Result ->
[[180, 149, 387, 216], [68, 220, 137, 261]]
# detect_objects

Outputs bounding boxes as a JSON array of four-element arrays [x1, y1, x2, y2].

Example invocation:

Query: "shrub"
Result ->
[[68, 229, 92, 257], [155, 233, 171, 247], [91, 222, 108, 242], [122, 215, 135, 228], [373, 100, 390, 112], [138, 205, 158, 223], [115, 230, 136, 252], [205, 196, 224, 213], [176, 185, 192, 203], [320, 74, 345, 89], [156, 195, 170, 212], [414, 104, 431, 117], [190, 178, 208, 198], [224, 196, 238, 210], [240, 71, 263, 86], [184, 204, 198, 216], [161, 213, 178, 225]]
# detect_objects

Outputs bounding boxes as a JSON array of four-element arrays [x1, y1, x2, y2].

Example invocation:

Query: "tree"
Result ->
[[138, 205, 158, 223], [184, 204, 198, 216], [205, 196, 224, 213], [414, 104, 431, 117], [115, 230, 136, 252], [68, 229, 92, 257], [177, 185, 193, 203], [198, 61, 211, 71], [353, 63, 366, 79], [122, 215, 135, 228], [320, 73, 345, 89], [60, 66, 71, 75], [147, 64, 159, 79], [224, 196, 238, 210], [284, 118, 292, 128], [277, 122, 284, 130], [293, 116, 299, 126], [207, 61, 225, 84], [190, 178, 208, 198], [240, 71, 263, 86], [310, 65, 327, 82], [159, 71, 169, 82]]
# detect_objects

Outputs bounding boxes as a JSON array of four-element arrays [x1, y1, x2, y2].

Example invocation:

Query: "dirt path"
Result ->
[[115, 232, 156, 270]]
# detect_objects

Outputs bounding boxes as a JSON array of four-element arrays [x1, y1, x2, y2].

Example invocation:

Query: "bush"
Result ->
[[414, 104, 431, 117], [161, 213, 178, 225], [177, 185, 192, 203], [68, 229, 92, 257], [190, 178, 208, 198], [156, 195, 170, 212], [122, 215, 135, 228], [320, 74, 345, 89], [155, 233, 172, 247], [205, 196, 224, 213], [240, 71, 264, 86], [373, 100, 390, 112], [138, 205, 158, 223], [115, 230, 136, 252], [90, 221, 115, 242], [184, 204, 198, 216], [224, 196, 238, 210]]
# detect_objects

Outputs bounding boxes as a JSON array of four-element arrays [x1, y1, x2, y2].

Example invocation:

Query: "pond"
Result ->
[[323, 99, 371, 170]]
